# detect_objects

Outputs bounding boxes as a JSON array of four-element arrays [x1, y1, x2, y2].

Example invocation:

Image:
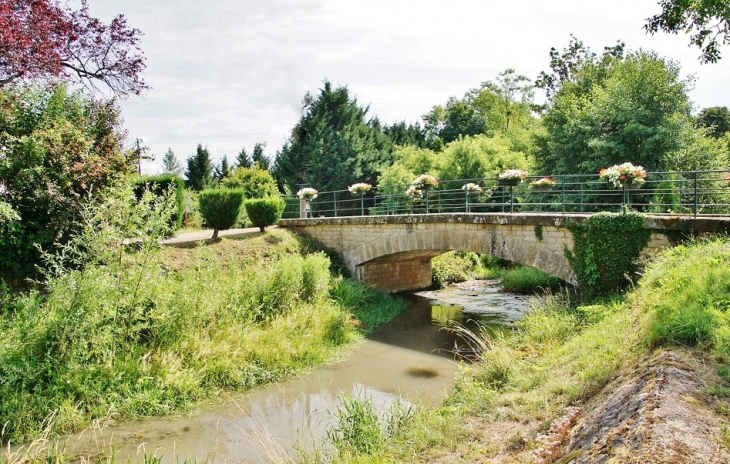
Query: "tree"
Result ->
[[185, 144, 214, 191], [0, 0, 147, 97], [161, 148, 182, 175], [214, 154, 230, 181], [235, 147, 252, 169], [244, 198, 285, 233], [696, 106, 730, 138], [198, 188, 243, 239], [645, 0, 730, 63], [0, 83, 135, 283], [535, 44, 692, 175], [274, 81, 393, 193], [439, 135, 531, 181], [251, 142, 269, 170], [221, 167, 279, 199], [382, 120, 426, 147]]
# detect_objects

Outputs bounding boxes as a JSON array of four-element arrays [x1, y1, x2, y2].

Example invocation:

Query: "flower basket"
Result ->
[[348, 182, 372, 196], [411, 174, 439, 190], [296, 187, 318, 200], [530, 177, 557, 191], [405, 186, 423, 200], [461, 183, 483, 193], [498, 178, 520, 187], [599, 163, 647, 189], [498, 169, 528, 186]]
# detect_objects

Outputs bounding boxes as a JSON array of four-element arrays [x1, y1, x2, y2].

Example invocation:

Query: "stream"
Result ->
[[26, 280, 529, 463]]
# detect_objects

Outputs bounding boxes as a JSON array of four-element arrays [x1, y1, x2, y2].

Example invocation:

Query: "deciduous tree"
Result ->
[[0, 0, 147, 97]]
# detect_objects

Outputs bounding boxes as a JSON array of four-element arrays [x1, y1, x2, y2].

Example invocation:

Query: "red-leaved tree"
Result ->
[[0, 0, 147, 97]]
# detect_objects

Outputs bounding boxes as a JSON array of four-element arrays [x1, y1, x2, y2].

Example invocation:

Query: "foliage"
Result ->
[[535, 44, 692, 175], [161, 148, 183, 175], [639, 239, 730, 355], [251, 142, 269, 170], [501, 266, 563, 294], [422, 69, 538, 150], [598, 162, 647, 188], [326, 394, 413, 456], [0, 0, 147, 96], [0, 83, 134, 284], [382, 120, 427, 148], [645, 0, 730, 63], [184, 144, 214, 191], [234, 146, 252, 169], [274, 81, 394, 193], [0, 192, 405, 443], [432, 251, 484, 288], [130, 174, 185, 230], [439, 134, 531, 181], [565, 212, 651, 298], [213, 154, 230, 182], [220, 166, 279, 199], [198, 188, 244, 239], [696, 106, 730, 138], [243, 198, 285, 233]]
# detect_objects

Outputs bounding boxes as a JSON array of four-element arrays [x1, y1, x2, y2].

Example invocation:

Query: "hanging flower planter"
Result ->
[[530, 177, 557, 191], [498, 169, 528, 186], [599, 162, 647, 189]]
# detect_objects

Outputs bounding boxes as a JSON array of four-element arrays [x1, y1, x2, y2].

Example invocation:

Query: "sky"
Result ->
[[87, 0, 730, 174]]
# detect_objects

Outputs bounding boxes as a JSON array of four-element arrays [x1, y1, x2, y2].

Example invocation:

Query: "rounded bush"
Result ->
[[198, 188, 244, 238], [244, 198, 285, 233]]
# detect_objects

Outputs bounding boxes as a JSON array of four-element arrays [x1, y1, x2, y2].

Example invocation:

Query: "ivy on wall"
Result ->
[[565, 212, 651, 298]]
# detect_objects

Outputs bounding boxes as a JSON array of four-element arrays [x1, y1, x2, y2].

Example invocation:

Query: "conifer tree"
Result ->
[[185, 144, 214, 191], [235, 147, 252, 169], [252, 143, 270, 171], [214, 155, 230, 181], [161, 148, 183, 175]]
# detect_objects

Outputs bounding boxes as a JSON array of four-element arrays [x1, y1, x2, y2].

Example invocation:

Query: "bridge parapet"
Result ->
[[279, 213, 729, 292]]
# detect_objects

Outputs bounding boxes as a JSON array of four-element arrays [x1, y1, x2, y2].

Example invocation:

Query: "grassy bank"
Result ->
[[0, 228, 406, 444], [325, 238, 730, 462]]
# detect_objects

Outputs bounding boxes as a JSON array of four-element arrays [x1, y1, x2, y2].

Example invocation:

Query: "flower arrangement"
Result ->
[[348, 182, 372, 195], [411, 174, 439, 189], [530, 177, 557, 188], [296, 187, 318, 200], [499, 169, 529, 181], [405, 186, 422, 199], [461, 183, 483, 192], [599, 162, 647, 188]]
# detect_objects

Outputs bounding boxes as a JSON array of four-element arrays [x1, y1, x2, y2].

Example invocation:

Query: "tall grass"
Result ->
[[501, 266, 563, 294], [0, 188, 405, 444]]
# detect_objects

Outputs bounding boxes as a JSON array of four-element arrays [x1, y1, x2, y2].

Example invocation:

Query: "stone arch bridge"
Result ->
[[279, 213, 729, 293]]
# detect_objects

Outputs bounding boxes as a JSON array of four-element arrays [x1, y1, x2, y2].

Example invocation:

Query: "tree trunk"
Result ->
[[259, 226, 266, 233], [212, 228, 219, 239]]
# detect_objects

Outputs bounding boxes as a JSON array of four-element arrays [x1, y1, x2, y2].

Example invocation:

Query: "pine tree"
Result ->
[[161, 148, 183, 175], [214, 155, 230, 181], [185, 144, 214, 191], [235, 147, 252, 169], [252, 143, 270, 171]]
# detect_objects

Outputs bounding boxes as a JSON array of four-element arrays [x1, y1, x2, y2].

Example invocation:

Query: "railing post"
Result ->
[[333, 191, 337, 217], [561, 177, 566, 214], [694, 171, 699, 217]]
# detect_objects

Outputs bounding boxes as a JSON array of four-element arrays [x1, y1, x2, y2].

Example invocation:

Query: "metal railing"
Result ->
[[281, 170, 730, 219]]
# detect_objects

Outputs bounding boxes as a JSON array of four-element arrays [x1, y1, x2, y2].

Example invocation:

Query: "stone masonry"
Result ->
[[279, 213, 729, 293]]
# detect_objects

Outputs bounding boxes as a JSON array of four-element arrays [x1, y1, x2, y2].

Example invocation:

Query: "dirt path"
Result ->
[[162, 226, 276, 245]]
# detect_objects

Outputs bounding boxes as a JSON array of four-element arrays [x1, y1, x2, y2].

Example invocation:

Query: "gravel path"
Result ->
[[162, 226, 275, 245]]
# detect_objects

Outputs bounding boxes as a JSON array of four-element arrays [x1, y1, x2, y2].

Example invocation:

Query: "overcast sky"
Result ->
[[88, 0, 730, 174]]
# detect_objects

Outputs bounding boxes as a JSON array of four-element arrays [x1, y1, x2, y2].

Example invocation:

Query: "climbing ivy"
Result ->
[[565, 212, 651, 298], [534, 224, 544, 242]]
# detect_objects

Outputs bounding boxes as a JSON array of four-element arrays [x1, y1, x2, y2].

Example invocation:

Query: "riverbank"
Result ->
[[0, 228, 406, 447], [330, 238, 730, 462]]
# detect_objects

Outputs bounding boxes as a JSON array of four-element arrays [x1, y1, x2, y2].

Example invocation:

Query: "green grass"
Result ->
[[325, 238, 730, 462], [0, 226, 405, 444], [501, 266, 564, 294]]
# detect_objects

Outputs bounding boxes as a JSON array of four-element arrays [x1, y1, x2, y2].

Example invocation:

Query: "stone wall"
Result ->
[[279, 213, 724, 292]]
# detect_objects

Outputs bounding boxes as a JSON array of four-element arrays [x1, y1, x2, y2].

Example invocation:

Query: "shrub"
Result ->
[[198, 189, 244, 238], [432, 251, 481, 288], [501, 267, 563, 294], [221, 167, 279, 199], [244, 198, 285, 233], [131, 174, 185, 230]]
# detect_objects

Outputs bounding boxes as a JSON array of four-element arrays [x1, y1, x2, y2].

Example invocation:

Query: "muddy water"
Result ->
[[39, 281, 528, 463]]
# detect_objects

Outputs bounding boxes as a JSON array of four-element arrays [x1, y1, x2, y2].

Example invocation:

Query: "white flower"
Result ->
[[297, 187, 318, 199]]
